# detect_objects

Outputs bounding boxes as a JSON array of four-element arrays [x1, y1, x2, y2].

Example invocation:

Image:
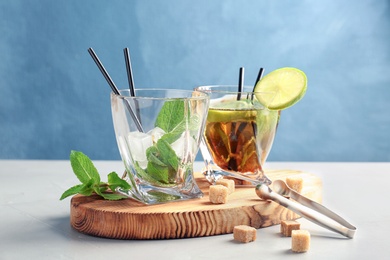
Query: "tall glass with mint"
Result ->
[[111, 89, 209, 204]]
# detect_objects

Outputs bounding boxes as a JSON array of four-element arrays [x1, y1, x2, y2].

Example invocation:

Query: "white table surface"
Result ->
[[1, 160, 389, 259]]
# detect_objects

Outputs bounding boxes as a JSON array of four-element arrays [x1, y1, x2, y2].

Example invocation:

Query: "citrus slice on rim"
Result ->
[[254, 67, 307, 110], [207, 107, 258, 122], [207, 100, 257, 122]]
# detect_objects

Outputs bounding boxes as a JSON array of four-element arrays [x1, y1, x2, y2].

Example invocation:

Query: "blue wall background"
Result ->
[[1, 0, 389, 162]]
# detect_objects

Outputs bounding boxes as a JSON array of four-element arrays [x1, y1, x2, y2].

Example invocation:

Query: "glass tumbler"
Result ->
[[195, 85, 280, 185], [111, 89, 209, 204]]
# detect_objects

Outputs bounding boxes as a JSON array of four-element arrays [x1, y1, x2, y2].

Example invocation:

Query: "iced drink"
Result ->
[[197, 86, 280, 182]]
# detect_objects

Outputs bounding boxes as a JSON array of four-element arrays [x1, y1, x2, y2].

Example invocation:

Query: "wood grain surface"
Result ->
[[70, 169, 322, 239]]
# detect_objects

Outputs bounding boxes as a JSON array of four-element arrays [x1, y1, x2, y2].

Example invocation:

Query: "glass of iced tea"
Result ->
[[195, 85, 280, 185]]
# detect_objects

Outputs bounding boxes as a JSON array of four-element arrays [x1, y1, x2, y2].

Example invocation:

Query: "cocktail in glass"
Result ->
[[111, 89, 209, 204], [195, 85, 280, 185]]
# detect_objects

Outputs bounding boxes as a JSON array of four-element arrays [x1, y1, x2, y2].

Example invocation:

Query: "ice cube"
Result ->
[[126, 131, 153, 166], [147, 127, 166, 143], [171, 134, 198, 161]]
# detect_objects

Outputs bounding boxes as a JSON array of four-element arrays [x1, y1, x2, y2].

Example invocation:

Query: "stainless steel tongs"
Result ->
[[256, 180, 356, 238], [203, 167, 356, 239]]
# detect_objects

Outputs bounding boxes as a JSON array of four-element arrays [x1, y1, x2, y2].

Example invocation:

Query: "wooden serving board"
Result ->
[[70, 169, 322, 239]]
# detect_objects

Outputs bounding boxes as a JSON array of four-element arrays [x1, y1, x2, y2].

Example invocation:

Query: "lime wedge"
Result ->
[[207, 100, 256, 122], [207, 107, 257, 123], [254, 67, 307, 110]]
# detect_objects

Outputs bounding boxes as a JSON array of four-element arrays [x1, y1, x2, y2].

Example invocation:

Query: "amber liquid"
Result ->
[[204, 107, 278, 175]]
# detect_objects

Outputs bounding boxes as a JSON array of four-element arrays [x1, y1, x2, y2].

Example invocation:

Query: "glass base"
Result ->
[[202, 165, 271, 186], [117, 168, 203, 205], [117, 186, 203, 204]]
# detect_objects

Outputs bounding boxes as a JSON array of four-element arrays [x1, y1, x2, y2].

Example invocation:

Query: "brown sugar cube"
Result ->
[[286, 176, 303, 193], [209, 185, 228, 204], [291, 230, 310, 253], [281, 220, 301, 237], [216, 179, 235, 194], [233, 225, 257, 243]]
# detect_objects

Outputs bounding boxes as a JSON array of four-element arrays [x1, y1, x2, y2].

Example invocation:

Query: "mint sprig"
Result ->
[[141, 99, 187, 184], [60, 150, 130, 201], [61, 99, 196, 200]]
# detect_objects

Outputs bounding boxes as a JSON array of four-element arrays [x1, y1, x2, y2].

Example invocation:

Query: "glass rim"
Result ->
[[113, 88, 209, 101], [195, 85, 276, 95]]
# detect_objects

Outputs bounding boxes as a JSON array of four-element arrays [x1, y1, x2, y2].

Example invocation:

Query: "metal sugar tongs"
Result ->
[[200, 143, 357, 239]]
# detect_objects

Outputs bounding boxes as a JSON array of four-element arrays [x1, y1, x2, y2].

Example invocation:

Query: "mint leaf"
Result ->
[[146, 146, 166, 166], [107, 172, 131, 191], [93, 183, 110, 198], [133, 162, 172, 187], [60, 184, 84, 200], [99, 193, 128, 201], [60, 151, 129, 201], [147, 161, 170, 184], [156, 139, 179, 171], [70, 150, 100, 184], [97, 182, 109, 193], [78, 179, 95, 196], [159, 121, 186, 144], [155, 100, 185, 133], [144, 138, 180, 184]]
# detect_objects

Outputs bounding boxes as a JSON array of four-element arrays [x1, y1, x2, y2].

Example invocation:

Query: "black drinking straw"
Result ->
[[123, 48, 141, 123], [123, 48, 135, 97], [87, 47, 144, 132], [250, 67, 265, 100], [237, 67, 245, 100], [255, 67, 264, 87], [88, 48, 120, 95]]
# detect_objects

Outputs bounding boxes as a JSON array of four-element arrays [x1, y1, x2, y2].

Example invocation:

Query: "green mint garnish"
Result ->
[[70, 150, 100, 184], [155, 99, 185, 133], [145, 138, 180, 184], [141, 100, 187, 184], [61, 99, 198, 200], [60, 150, 130, 201], [155, 99, 195, 144]]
